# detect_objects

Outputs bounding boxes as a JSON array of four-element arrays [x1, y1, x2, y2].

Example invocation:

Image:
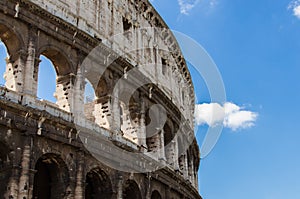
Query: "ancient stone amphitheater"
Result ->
[[0, 0, 201, 198]]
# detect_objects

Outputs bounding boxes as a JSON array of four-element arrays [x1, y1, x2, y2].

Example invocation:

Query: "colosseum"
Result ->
[[0, 0, 201, 198]]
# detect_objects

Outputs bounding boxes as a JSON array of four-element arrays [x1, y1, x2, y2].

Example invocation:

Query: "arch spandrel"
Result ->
[[0, 22, 25, 61]]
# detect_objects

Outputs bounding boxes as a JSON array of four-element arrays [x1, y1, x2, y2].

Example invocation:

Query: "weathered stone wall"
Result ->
[[28, 0, 195, 128], [0, 0, 201, 198]]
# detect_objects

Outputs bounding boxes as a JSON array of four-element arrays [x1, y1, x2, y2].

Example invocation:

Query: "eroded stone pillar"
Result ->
[[4, 50, 26, 92], [94, 96, 113, 130], [183, 153, 189, 180], [116, 175, 123, 199], [17, 144, 31, 199], [23, 28, 38, 96], [189, 159, 195, 186], [139, 97, 147, 151], [159, 129, 165, 161], [54, 73, 76, 112], [111, 90, 121, 135], [173, 139, 179, 170], [73, 61, 85, 120], [121, 101, 140, 145], [5, 150, 20, 199], [74, 151, 85, 199]]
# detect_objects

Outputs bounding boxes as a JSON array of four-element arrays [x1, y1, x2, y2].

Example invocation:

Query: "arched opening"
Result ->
[[0, 41, 8, 86], [95, 77, 108, 98], [32, 153, 69, 199], [0, 24, 23, 91], [164, 122, 175, 166], [146, 111, 160, 153], [37, 55, 57, 103], [37, 48, 74, 112], [84, 79, 96, 122], [84, 79, 96, 103], [123, 180, 142, 199], [85, 168, 112, 199], [0, 141, 11, 197], [151, 190, 162, 199], [145, 101, 164, 154]]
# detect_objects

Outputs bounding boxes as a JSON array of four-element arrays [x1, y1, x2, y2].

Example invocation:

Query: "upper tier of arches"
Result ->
[[0, 0, 200, 189]]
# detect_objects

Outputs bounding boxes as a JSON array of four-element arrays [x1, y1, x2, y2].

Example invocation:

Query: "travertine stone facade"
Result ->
[[0, 0, 201, 198]]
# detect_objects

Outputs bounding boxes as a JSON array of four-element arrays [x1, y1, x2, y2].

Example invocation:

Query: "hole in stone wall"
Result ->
[[151, 190, 162, 199], [0, 41, 8, 86], [85, 168, 113, 199], [84, 79, 96, 104], [123, 17, 132, 32], [37, 55, 57, 103], [161, 58, 167, 76], [33, 154, 69, 199], [123, 180, 142, 199]]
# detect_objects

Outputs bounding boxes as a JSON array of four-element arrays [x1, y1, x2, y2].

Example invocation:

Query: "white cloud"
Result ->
[[195, 102, 258, 131], [178, 0, 201, 15], [294, 5, 300, 18], [288, 0, 300, 19]]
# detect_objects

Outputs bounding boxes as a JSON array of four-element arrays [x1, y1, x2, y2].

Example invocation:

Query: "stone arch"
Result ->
[[151, 190, 162, 199], [123, 180, 142, 199], [32, 153, 70, 199], [0, 23, 24, 60], [95, 77, 109, 98], [38, 45, 73, 76], [0, 141, 12, 198], [0, 23, 25, 91], [85, 167, 113, 199], [37, 46, 75, 112]]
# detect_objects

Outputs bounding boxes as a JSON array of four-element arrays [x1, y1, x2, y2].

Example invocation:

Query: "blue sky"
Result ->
[[150, 0, 300, 198], [1, 1, 300, 198]]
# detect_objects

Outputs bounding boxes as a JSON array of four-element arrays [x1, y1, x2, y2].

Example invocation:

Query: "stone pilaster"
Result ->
[[174, 138, 179, 170], [139, 97, 147, 152], [116, 175, 123, 199], [74, 151, 85, 199], [159, 129, 165, 161], [183, 153, 189, 180], [111, 85, 121, 136], [5, 149, 20, 199], [17, 142, 31, 199], [73, 60, 85, 121], [23, 27, 38, 96]]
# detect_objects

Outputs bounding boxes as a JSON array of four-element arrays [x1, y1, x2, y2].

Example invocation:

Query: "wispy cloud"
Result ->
[[288, 0, 300, 19], [195, 102, 258, 131], [178, 0, 201, 15]]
